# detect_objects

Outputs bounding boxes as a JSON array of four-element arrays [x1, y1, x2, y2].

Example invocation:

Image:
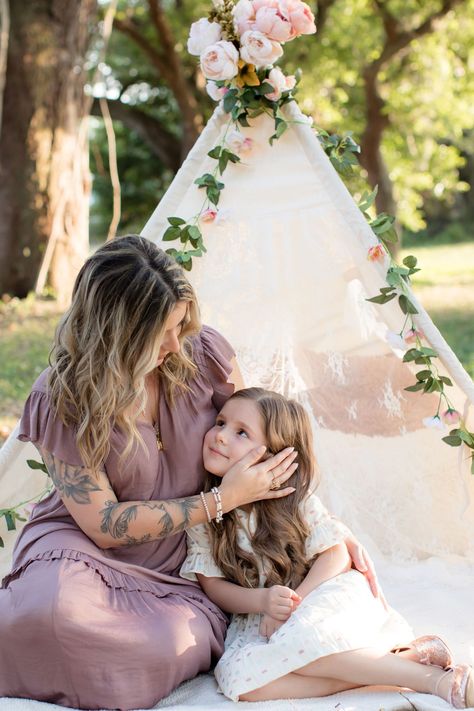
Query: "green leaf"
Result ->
[[386, 270, 401, 288], [420, 347, 438, 357], [195, 173, 216, 187], [458, 430, 474, 446], [167, 216, 186, 227], [358, 187, 378, 213], [276, 120, 288, 138], [237, 114, 250, 127], [260, 81, 275, 95], [403, 348, 422, 362], [439, 376, 453, 386], [403, 255, 417, 269], [207, 187, 221, 205], [415, 370, 432, 381], [188, 225, 201, 241], [398, 295, 419, 315], [207, 146, 222, 159], [223, 91, 237, 114], [366, 293, 397, 304], [162, 226, 182, 242], [26, 459, 48, 474], [182, 258, 192, 271], [442, 435, 463, 446], [404, 382, 425, 392], [0, 535, 3, 548], [4, 512, 16, 531]]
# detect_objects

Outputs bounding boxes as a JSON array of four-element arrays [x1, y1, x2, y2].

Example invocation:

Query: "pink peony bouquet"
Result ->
[[187, 0, 316, 102]]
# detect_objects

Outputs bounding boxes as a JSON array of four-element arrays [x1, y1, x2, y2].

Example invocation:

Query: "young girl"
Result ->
[[180, 387, 474, 707]]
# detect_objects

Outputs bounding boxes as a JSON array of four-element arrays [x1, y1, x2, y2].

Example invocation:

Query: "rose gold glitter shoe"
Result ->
[[392, 635, 453, 669], [434, 664, 474, 708]]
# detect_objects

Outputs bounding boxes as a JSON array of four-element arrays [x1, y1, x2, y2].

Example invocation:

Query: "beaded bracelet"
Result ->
[[211, 486, 223, 523], [200, 491, 212, 523]]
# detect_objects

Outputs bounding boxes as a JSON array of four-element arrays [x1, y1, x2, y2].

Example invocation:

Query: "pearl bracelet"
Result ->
[[200, 491, 212, 523], [211, 486, 223, 523]]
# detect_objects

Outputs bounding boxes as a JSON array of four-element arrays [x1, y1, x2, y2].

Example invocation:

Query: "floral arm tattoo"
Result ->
[[40, 449, 204, 545]]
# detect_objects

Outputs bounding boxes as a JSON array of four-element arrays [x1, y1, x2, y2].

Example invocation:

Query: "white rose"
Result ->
[[239, 30, 283, 68], [200, 41, 239, 81], [206, 81, 228, 101], [264, 66, 287, 100], [187, 18, 222, 57]]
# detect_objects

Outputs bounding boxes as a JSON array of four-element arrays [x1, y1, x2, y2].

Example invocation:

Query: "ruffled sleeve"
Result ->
[[302, 492, 350, 559], [180, 523, 225, 582], [17, 369, 85, 466], [195, 325, 236, 410]]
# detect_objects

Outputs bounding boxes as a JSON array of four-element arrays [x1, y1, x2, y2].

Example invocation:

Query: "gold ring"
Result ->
[[270, 478, 280, 490]]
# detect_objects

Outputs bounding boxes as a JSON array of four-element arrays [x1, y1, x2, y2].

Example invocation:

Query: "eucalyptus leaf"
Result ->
[[442, 435, 462, 446]]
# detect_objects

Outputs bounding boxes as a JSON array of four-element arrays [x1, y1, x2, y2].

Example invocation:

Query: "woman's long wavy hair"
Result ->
[[207, 388, 318, 590], [48, 234, 201, 473]]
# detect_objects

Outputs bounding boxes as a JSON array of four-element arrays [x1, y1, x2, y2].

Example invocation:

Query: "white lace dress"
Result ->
[[180, 493, 412, 701]]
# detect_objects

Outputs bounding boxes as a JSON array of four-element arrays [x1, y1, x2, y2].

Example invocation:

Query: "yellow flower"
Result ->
[[235, 60, 260, 87]]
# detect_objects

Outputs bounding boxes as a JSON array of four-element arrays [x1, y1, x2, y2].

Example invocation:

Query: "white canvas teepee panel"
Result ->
[[142, 101, 474, 563], [1, 101, 474, 711]]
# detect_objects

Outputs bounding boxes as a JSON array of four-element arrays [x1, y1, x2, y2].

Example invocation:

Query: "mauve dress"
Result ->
[[0, 326, 233, 711]]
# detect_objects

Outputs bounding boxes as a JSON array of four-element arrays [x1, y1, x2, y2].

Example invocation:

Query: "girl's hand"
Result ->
[[259, 614, 284, 639], [262, 585, 301, 621], [345, 535, 388, 609], [219, 446, 298, 511]]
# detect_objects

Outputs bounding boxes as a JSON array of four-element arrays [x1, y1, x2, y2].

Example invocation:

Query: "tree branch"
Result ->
[[372, 0, 466, 72], [114, 3, 203, 156], [90, 97, 181, 172], [113, 17, 171, 80]]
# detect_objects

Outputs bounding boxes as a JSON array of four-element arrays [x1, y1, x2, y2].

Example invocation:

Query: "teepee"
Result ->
[[2, 27, 474, 708]]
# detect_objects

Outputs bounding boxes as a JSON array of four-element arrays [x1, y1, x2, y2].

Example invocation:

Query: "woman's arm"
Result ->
[[295, 543, 351, 600], [197, 574, 300, 618], [39, 443, 297, 549]]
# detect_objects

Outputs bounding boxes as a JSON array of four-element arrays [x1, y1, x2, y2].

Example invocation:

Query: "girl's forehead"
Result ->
[[220, 398, 264, 427]]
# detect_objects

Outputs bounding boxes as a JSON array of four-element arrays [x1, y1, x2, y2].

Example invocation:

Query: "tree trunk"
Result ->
[[360, 67, 396, 219], [0, 0, 97, 302]]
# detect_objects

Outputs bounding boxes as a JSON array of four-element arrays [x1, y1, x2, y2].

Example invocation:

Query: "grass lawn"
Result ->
[[0, 238, 473, 446]]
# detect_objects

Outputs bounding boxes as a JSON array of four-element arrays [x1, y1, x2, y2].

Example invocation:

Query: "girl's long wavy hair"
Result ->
[[48, 234, 201, 473], [207, 388, 318, 590]]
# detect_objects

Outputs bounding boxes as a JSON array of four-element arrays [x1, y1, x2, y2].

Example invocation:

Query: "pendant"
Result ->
[[155, 424, 164, 451]]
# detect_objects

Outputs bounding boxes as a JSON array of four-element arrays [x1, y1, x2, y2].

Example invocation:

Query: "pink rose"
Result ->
[[264, 67, 295, 100], [200, 209, 218, 222], [253, 0, 279, 10], [232, 0, 255, 36], [404, 327, 424, 344], [254, 7, 295, 42], [200, 41, 239, 81], [225, 129, 254, 154], [206, 81, 229, 101], [442, 409, 461, 426], [187, 18, 222, 56], [278, 0, 316, 36], [240, 30, 283, 68], [367, 244, 385, 262]]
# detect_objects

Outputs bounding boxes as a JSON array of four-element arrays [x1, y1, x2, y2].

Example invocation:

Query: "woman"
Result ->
[[0, 235, 380, 710]]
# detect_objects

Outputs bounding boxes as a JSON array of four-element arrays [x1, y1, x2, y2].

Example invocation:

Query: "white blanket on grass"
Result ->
[[2, 557, 473, 711]]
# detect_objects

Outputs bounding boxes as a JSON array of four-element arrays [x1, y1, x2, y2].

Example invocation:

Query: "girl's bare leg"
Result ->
[[239, 675, 356, 702], [240, 648, 451, 703]]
